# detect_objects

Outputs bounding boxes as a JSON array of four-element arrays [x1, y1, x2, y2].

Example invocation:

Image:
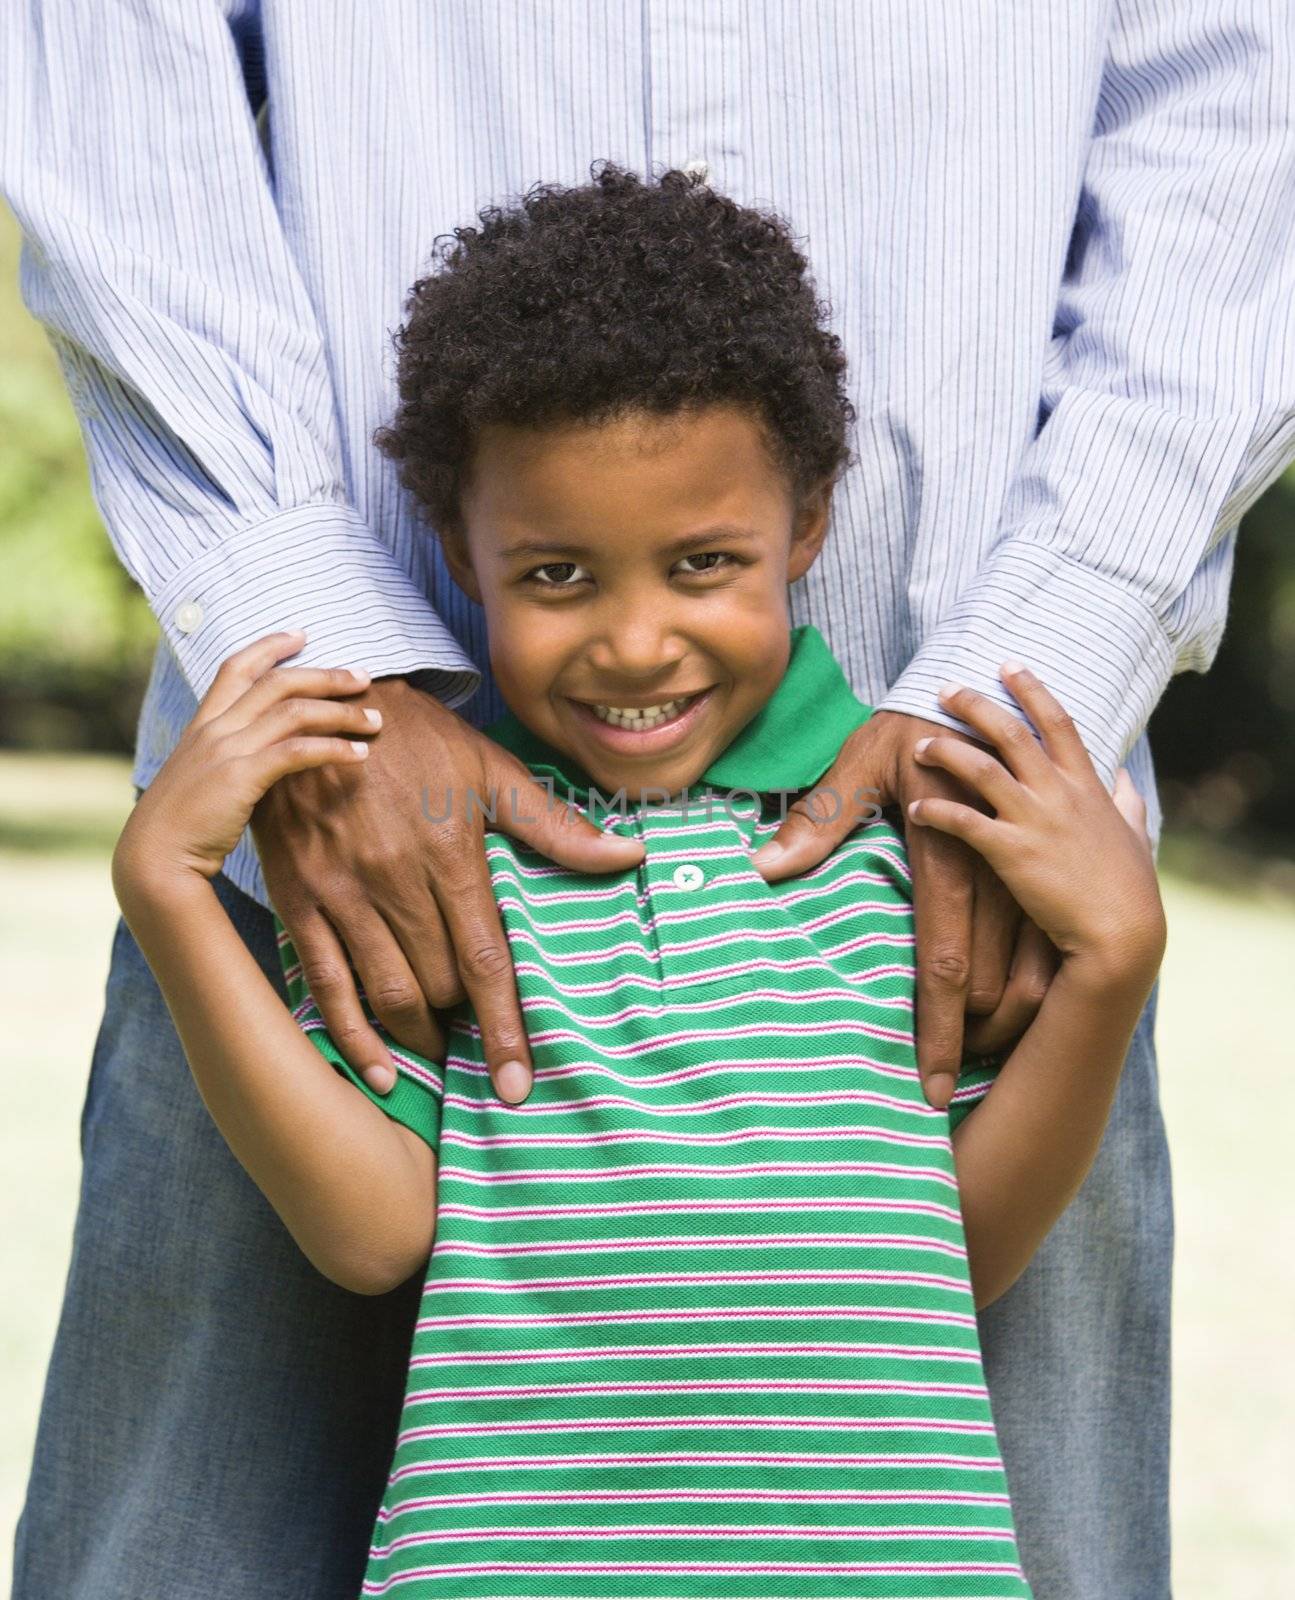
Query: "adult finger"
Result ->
[[485, 752, 646, 873], [963, 915, 1058, 1057], [285, 904, 397, 1091], [433, 845, 535, 1105], [330, 897, 447, 1064], [966, 866, 1020, 1017], [380, 881, 466, 1013], [749, 735, 880, 881], [906, 814, 975, 1110]]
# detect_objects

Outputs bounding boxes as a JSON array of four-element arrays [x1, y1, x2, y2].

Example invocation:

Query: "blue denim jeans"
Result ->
[[981, 983, 1172, 1597], [12, 874, 1171, 1599]]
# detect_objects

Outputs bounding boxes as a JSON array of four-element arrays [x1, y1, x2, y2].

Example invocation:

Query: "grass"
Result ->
[[2, 750, 1292, 1593]]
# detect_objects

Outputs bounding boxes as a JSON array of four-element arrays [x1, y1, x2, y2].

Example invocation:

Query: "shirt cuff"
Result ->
[[878, 544, 1175, 787], [152, 502, 482, 707]]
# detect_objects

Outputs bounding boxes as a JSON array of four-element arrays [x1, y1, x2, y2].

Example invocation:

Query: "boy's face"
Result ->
[[442, 403, 831, 800]]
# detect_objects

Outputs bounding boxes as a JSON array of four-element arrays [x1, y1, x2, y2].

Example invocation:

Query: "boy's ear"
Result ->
[[439, 528, 483, 603], [786, 480, 834, 582]]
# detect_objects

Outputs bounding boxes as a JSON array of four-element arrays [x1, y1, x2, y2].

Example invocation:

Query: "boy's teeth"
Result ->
[[590, 695, 689, 729]]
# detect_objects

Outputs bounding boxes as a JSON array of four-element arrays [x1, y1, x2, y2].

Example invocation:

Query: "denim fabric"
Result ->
[[12, 877, 1171, 1599], [980, 984, 1172, 1599], [11, 873, 422, 1600]]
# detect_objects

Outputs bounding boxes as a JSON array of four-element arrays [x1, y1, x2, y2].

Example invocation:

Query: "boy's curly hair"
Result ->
[[375, 160, 856, 535]]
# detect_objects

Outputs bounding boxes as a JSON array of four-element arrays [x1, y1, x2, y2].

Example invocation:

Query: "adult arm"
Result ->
[[758, 2, 1295, 1095], [1, 0, 476, 698], [2, 2, 641, 1095], [882, 0, 1295, 774]]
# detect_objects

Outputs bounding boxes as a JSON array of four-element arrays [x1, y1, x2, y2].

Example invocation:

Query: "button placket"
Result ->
[[636, 799, 752, 994]]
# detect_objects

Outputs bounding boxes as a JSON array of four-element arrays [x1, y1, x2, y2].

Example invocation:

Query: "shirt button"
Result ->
[[671, 862, 705, 891], [681, 156, 710, 181], [174, 600, 204, 634]]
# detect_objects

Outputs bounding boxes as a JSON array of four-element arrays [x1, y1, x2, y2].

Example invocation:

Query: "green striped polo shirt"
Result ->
[[277, 622, 1027, 1599]]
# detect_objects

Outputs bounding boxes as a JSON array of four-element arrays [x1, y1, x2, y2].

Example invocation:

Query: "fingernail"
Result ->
[[925, 1072, 957, 1110], [496, 1060, 532, 1104], [350, 741, 370, 757], [363, 1065, 394, 1095], [750, 841, 784, 867], [349, 667, 372, 685], [1000, 658, 1027, 676], [363, 708, 382, 726], [913, 737, 932, 755], [907, 799, 924, 819], [938, 681, 962, 700]]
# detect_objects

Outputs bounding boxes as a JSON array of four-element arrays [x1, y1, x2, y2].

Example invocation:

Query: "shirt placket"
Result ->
[[627, 789, 747, 993]]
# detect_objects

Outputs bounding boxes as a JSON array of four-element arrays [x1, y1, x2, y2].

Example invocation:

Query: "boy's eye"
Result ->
[[676, 551, 734, 575], [526, 561, 588, 587]]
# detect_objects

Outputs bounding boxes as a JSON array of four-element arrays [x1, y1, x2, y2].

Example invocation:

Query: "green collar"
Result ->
[[482, 623, 873, 808]]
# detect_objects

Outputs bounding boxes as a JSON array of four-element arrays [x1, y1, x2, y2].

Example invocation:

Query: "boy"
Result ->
[[112, 165, 1164, 1596]]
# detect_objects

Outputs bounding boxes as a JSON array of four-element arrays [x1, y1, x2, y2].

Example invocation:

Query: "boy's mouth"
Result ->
[[566, 687, 714, 755]]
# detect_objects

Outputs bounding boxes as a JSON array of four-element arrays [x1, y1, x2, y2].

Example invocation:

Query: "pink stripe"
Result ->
[[439, 1052, 923, 1098], [432, 1233, 964, 1261], [441, 1089, 937, 1121], [496, 889, 910, 934], [394, 1414, 993, 1441], [363, 1559, 1019, 1590], [436, 1196, 963, 1223], [506, 955, 915, 996], [406, 1345, 978, 1368], [370, 1523, 1017, 1558], [502, 924, 912, 968], [441, 1127, 954, 1156], [400, 1378, 982, 1408], [386, 1450, 1007, 1480], [424, 1268, 969, 1293], [377, 1487, 1011, 1518], [460, 1023, 920, 1063], [502, 983, 915, 1028], [415, 1305, 978, 1331]]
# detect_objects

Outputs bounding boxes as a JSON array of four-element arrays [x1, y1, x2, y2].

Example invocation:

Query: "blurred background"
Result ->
[[2, 200, 1292, 1592]]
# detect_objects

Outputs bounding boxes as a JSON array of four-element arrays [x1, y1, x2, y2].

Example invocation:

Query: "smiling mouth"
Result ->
[[566, 686, 715, 749], [580, 691, 707, 731]]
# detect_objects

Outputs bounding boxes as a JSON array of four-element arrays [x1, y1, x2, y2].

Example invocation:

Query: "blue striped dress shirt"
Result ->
[[4, 0, 1294, 908]]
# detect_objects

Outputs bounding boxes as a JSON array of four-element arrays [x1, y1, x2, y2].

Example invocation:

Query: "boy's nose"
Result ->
[[589, 615, 688, 682]]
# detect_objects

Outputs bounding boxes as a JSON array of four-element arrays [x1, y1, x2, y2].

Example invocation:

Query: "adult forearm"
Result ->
[[113, 866, 436, 1293], [952, 955, 1155, 1309]]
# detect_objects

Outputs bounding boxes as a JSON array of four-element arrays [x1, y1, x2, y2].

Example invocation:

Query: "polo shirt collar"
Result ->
[[481, 622, 873, 805]]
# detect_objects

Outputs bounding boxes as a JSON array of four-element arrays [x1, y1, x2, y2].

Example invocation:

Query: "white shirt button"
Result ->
[[672, 862, 705, 891], [681, 156, 710, 181], [174, 600, 204, 634]]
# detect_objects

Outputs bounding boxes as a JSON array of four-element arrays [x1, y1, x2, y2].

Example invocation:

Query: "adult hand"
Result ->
[[253, 675, 644, 1104], [749, 708, 1056, 1108]]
